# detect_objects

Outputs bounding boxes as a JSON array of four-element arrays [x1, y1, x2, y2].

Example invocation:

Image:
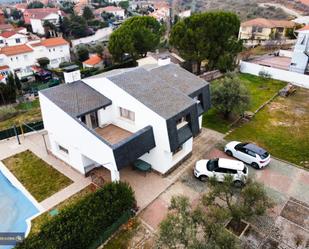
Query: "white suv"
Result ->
[[224, 141, 271, 169], [194, 158, 248, 186]]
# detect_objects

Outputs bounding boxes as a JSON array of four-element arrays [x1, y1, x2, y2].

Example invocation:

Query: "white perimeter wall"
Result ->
[[39, 93, 117, 175], [279, 49, 293, 58], [83, 76, 188, 174], [240, 61, 309, 89], [71, 27, 113, 48]]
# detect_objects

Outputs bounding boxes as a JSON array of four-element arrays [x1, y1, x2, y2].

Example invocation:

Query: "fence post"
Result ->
[[13, 125, 21, 145]]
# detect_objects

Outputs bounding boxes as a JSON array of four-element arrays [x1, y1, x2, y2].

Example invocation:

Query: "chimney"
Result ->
[[158, 56, 171, 66], [62, 65, 81, 83]]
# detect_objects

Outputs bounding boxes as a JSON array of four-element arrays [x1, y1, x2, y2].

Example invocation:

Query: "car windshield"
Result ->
[[235, 142, 248, 150], [260, 152, 269, 159], [207, 159, 219, 171]]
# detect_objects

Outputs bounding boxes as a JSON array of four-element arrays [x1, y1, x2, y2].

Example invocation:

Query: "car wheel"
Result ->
[[251, 162, 259, 169], [234, 180, 244, 188], [199, 175, 208, 182], [226, 150, 233, 157]]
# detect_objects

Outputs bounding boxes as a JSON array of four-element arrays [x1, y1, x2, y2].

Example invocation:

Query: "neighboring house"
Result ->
[[0, 31, 28, 47], [0, 23, 14, 32], [39, 61, 210, 181], [293, 16, 309, 25], [178, 9, 191, 19], [23, 8, 63, 35], [148, 6, 170, 22], [290, 25, 309, 74], [239, 18, 295, 44], [0, 37, 70, 78], [95, 6, 125, 19], [83, 54, 103, 68]]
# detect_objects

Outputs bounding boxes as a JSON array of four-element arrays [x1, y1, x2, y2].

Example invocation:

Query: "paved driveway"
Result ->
[[206, 149, 309, 204]]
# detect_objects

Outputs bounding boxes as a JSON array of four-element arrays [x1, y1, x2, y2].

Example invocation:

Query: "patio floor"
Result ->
[[251, 56, 291, 70], [95, 124, 132, 144]]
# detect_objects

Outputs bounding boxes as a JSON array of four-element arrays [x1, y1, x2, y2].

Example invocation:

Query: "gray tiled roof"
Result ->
[[107, 68, 195, 119], [40, 81, 111, 117], [150, 64, 208, 95]]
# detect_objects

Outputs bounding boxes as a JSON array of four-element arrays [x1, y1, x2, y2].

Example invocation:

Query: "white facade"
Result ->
[[290, 29, 309, 74], [0, 38, 70, 78], [0, 33, 28, 48], [30, 13, 61, 35], [40, 63, 209, 181]]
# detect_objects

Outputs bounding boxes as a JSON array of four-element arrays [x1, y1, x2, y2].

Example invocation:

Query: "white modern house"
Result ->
[[0, 37, 70, 78], [23, 8, 64, 35], [39, 61, 210, 181], [290, 25, 309, 74]]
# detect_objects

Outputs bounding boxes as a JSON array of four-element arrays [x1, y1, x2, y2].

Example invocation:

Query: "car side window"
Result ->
[[226, 169, 237, 174], [238, 147, 246, 153], [214, 167, 228, 173], [246, 150, 256, 157]]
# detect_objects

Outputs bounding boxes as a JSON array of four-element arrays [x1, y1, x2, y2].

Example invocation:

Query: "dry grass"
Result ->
[[2, 150, 73, 202], [226, 87, 309, 168]]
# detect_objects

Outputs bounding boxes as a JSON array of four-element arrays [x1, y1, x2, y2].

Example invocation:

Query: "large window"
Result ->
[[119, 107, 135, 121]]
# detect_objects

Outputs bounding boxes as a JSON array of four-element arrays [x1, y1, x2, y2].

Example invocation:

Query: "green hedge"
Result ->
[[16, 182, 135, 249]]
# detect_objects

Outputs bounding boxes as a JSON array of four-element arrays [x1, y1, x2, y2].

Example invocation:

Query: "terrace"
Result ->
[[95, 124, 133, 145], [251, 55, 291, 70]]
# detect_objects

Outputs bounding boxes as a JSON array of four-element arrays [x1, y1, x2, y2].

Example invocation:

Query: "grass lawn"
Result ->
[[2, 150, 73, 202], [0, 99, 42, 131], [30, 185, 94, 236], [226, 87, 309, 168], [203, 73, 286, 133]]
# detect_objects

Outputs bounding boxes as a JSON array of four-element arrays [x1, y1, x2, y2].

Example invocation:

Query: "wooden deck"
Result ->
[[95, 124, 133, 144]]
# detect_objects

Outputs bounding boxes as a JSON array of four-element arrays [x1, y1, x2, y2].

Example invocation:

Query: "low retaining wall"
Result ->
[[71, 27, 113, 48], [240, 61, 309, 89]]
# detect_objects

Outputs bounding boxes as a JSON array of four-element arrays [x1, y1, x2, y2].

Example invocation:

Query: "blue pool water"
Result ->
[[0, 170, 39, 249]]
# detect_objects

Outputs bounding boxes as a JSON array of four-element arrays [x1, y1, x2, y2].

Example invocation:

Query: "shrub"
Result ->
[[16, 182, 135, 249]]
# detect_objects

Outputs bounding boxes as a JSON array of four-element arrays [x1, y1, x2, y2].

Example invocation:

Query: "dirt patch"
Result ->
[[226, 219, 248, 237], [273, 216, 309, 249], [260, 237, 280, 249], [280, 199, 309, 230], [242, 225, 266, 248], [267, 101, 287, 112]]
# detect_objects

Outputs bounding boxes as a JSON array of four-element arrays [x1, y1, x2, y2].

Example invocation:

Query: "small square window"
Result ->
[[15, 38, 21, 43]]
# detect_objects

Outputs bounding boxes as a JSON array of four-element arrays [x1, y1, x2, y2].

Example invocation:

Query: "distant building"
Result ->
[[95, 6, 125, 19], [290, 25, 309, 74], [83, 54, 103, 68], [293, 16, 309, 25], [0, 37, 70, 78], [178, 9, 191, 19], [0, 30, 28, 47], [239, 18, 296, 45], [23, 8, 64, 35]]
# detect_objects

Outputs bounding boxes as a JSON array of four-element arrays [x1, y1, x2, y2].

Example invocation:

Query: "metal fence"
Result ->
[[0, 120, 44, 141], [88, 210, 133, 249]]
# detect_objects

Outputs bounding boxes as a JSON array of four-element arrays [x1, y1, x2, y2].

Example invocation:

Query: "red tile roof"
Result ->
[[299, 0, 309, 6], [0, 31, 17, 38], [0, 24, 14, 31], [23, 8, 62, 23], [101, 6, 124, 12], [83, 54, 102, 65], [241, 18, 295, 28], [0, 65, 9, 70], [36, 37, 69, 47], [1, 44, 33, 56]]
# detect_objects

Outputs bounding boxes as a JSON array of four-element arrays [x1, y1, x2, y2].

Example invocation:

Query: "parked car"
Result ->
[[194, 158, 248, 186], [224, 141, 271, 169]]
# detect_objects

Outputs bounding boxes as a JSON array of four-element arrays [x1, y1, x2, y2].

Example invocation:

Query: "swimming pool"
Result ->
[[0, 169, 40, 249]]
